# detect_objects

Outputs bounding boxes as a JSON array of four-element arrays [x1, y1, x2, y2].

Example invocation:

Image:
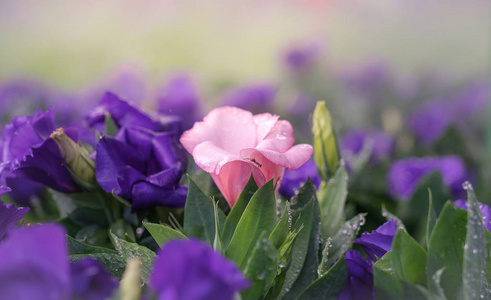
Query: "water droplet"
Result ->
[[462, 181, 473, 191], [472, 249, 478, 254]]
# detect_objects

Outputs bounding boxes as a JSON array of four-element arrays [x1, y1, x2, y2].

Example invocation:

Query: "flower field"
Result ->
[[0, 1, 490, 300]]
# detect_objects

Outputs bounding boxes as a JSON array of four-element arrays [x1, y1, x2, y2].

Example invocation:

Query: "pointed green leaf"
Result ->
[[67, 235, 117, 255], [143, 222, 186, 247], [312, 101, 339, 180], [297, 256, 348, 300], [222, 176, 258, 248], [279, 180, 321, 300], [462, 186, 488, 300], [426, 188, 438, 247], [70, 253, 126, 279], [269, 205, 291, 249], [427, 201, 467, 300], [104, 113, 119, 137], [391, 229, 427, 285], [241, 231, 278, 300], [183, 175, 221, 245], [226, 180, 277, 268], [318, 213, 366, 275], [110, 219, 136, 242], [110, 233, 156, 285], [318, 165, 348, 237], [213, 201, 224, 254]]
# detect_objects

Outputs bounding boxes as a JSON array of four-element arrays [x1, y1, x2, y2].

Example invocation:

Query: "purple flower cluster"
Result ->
[[387, 156, 469, 200]]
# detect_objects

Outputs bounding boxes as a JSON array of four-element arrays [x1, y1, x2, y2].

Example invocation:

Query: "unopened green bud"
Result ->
[[312, 101, 340, 181], [50, 128, 95, 184]]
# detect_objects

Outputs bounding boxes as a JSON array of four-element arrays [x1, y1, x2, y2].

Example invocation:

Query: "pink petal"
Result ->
[[242, 144, 313, 170], [253, 113, 279, 144], [211, 160, 265, 207], [191, 141, 241, 174], [180, 107, 257, 156], [256, 120, 295, 153]]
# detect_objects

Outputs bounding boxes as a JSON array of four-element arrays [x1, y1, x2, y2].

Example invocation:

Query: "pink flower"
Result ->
[[180, 106, 313, 207]]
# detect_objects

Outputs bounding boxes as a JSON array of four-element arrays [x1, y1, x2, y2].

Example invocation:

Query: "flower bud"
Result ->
[[50, 128, 95, 184]]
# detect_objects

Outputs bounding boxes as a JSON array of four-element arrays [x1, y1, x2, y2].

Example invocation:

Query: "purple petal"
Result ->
[[279, 158, 320, 198], [354, 219, 397, 262], [131, 183, 188, 211], [0, 201, 29, 241], [219, 82, 277, 114], [0, 224, 70, 300], [150, 239, 250, 300], [70, 258, 118, 300], [339, 250, 375, 300], [454, 199, 491, 232]]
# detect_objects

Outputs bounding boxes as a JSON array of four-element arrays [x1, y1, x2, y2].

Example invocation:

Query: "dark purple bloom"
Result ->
[[0, 224, 70, 300], [85, 92, 181, 135], [387, 156, 468, 201], [341, 129, 395, 166], [0, 200, 29, 241], [155, 74, 203, 131], [279, 158, 320, 198], [452, 80, 490, 120], [150, 239, 250, 300], [454, 199, 491, 232], [282, 40, 322, 74], [96, 125, 187, 211], [0, 110, 81, 201], [408, 99, 453, 144], [338, 250, 375, 300], [219, 82, 277, 114], [70, 258, 118, 300], [354, 219, 397, 262]]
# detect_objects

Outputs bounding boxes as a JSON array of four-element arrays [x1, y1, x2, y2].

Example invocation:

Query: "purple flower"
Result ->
[[0, 110, 81, 200], [155, 74, 203, 131], [96, 125, 187, 211], [219, 82, 277, 114], [408, 99, 453, 144], [0, 200, 29, 241], [279, 158, 320, 198], [454, 199, 491, 232], [85, 92, 181, 135], [150, 239, 250, 300], [387, 156, 468, 201], [282, 40, 322, 74], [70, 258, 118, 300], [337, 62, 392, 102], [341, 129, 395, 166], [354, 219, 397, 262], [0, 224, 70, 300], [338, 250, 375, 300]]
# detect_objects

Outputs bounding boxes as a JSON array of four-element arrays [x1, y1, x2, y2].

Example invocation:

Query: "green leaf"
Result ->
[[104, 113, 119, 137], [312, 101, 339, 180], [297, 256, 348, 300], [269, 205, 291, 249], [401, 171, 448, 225], [374, 252, 404, 300], [70, 207, 109, 227], [391, 229, 427, 285], [67, 235, 117, 255], [279, 180, 321, 300], [318, 213, 366, 275], [183, 175, 222, 245], [213, 201, 224, 254], [70, 253, 126, 279], [110, 233, 156, 285], [75, 224, 109, 246], [426, 188, 438, 247], [427, 201, 467, 300], [143, 222, 186, 247], [110, 219, 136, 242], [241, 231, 278, 300], [318, 165, 348, 237], [226, 180, 277, 269], [462, 185, 488, 300], [222, 176, 258, 248]]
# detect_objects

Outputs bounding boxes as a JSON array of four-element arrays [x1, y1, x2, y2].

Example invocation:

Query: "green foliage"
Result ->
[[143, 222, 186, 247], [110, 233, 156, 285], [183, 175, 225, 244], [318, 164, 348, 237], [226, 180, 277, 268], [391, 229, 427, 285], [279, 180, 321, 300]]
